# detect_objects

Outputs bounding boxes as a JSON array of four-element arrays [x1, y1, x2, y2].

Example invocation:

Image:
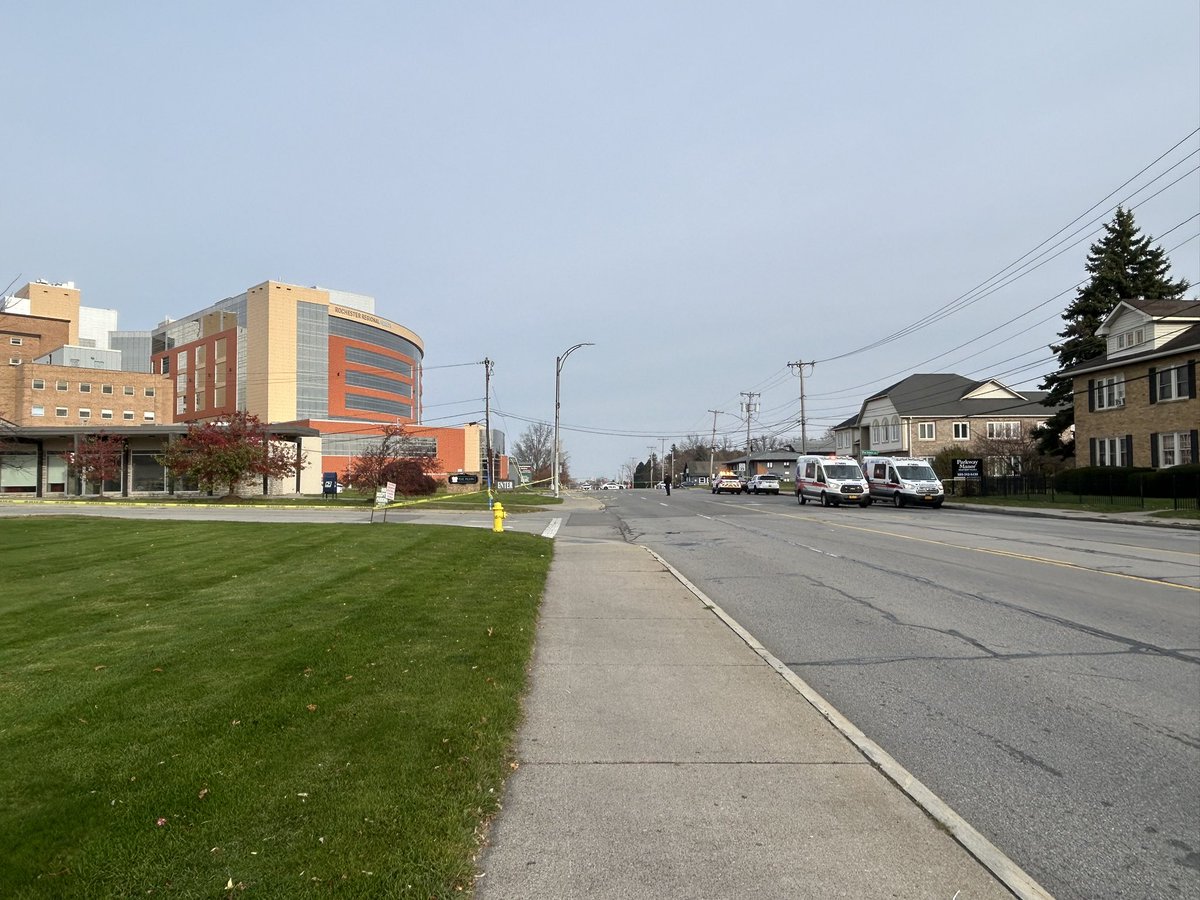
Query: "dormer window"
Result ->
[[1114, 328, 1146, 351]]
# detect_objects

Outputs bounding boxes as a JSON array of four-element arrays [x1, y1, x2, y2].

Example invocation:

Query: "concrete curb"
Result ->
[[642, 545, 1057, 900], [942, 502, 1200, 530]]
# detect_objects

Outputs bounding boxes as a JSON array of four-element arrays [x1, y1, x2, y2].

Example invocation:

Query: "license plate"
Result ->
[[847, 494, 860, 500]]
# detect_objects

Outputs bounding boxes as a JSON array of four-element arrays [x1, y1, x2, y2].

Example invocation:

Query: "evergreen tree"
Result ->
[[1037, 207, 1189, 456]]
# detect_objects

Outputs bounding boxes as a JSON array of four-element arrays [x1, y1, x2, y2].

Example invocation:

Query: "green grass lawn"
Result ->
[[0, 518, 551, 898]]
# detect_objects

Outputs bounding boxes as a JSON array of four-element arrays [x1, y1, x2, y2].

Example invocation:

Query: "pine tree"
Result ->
[[1037, 207, 1189, 456]]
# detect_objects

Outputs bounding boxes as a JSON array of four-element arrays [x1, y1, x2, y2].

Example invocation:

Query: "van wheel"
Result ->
[[860, 498, 871, 508], [893, 493, 904, 508], [932, 501, 943, 509], [821, 492, 829, 507], [797, 491, 806, 505]]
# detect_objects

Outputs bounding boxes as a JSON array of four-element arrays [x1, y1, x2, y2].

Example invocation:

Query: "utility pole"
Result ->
[[646, 445, 656, 488], [788, 361, 813, 454], [483, 358, 494, 506], [708, 409, 723, 483], [659, 437, 667, 486], [740, 392, 759, 455]]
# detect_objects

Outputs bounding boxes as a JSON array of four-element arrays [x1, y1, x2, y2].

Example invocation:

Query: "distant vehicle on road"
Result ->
[[711, 472, 746, 495], [746, 474, 781, 495], [864, 457, 944, 508], [600, 482, 622, 490]]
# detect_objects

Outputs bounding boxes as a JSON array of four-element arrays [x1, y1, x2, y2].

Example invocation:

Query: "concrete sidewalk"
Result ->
[[475, 534, 1034, 899]]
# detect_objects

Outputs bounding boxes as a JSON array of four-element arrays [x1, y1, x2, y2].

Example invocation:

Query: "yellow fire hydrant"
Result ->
[[492, 501, 507, 533]]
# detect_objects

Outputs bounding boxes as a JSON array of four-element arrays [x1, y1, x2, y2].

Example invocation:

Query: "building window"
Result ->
[[1156, 366, 1188, 402], [145, 387, 156, 398], [32, 378, 45, 390], [918, 422, 936, 441], [194, 392, 205, 412], [143, 411, 156, 421], [31, 405, 44, 417], [56, 380, 68, 391], [1158, 432, 1193, 467], [176, 352, 188, 372], [177, 395, 187, 415], [1093, 375, 1125, 410], [123, 410, 135, 421], [1115, 328, 1145, 350], [161, 357, 170, 375], [55, 407, 68, 418], [79, 409, 91, 420], [1095, 437, 1126, 467], [101, 409, 114, 420], [8, 358, 21, 366], [986, 421, 1021, 439], [9, 337, 22, 345], [953, 422, 970, 440], [79, 383, 92, 394], [102, 384, 114, 395], [123, 385, 135, 396], [195, 345, 206, 367]]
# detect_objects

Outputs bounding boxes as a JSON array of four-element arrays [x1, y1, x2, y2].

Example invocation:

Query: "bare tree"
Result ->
[[511, 422, 555, 484], [971, 424, 1061, 477]]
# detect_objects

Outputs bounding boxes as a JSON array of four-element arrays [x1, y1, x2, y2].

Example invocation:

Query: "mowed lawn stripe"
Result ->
[[0, 518, 550, 898]]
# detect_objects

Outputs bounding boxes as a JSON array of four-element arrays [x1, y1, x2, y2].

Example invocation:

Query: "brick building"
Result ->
[[1065, 298, 1198, 468]]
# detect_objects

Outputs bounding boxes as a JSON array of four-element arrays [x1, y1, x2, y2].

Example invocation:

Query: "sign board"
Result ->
[[495, 480, 514, 490], [374, 489, 388, 508], [322, 472, 338, 496], [384, 482, 397, 501], [448, 473, 479, 484], [953, 458, 983, 479]]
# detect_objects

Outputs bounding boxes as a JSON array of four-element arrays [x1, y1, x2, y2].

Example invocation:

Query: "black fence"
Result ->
[[945, 472, 1200, 510]]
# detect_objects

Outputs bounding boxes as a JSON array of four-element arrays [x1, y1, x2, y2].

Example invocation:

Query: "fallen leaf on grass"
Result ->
[[306, 704, 318, 712]]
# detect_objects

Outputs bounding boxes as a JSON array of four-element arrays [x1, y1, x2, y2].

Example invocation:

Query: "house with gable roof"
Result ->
[[832, 373, 1065, 463], [1064, 298, 1199, 468]]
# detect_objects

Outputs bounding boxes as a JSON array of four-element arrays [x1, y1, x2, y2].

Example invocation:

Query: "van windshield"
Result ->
[[825, 464, 862, 479], [896, 464, 937, 481]]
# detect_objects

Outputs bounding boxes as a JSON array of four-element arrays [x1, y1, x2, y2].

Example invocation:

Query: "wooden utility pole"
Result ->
[[788, 361, 814, 454]]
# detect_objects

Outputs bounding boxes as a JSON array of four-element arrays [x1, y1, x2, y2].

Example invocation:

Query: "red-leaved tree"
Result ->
[[158, 411, 306, 498], [347, 423, 442, 497], [63, 433, 125, 497]]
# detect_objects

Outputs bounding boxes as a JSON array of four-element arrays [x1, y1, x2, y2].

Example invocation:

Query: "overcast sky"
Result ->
[[5, 2, 1198, 480]]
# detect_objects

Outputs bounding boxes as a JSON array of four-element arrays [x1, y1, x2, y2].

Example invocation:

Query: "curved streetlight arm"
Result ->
[[553, 342, 594, 498]]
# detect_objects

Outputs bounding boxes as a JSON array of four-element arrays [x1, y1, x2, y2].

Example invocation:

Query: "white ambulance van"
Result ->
[[795, 455, 871, 507], [864, 457, 944, 508]]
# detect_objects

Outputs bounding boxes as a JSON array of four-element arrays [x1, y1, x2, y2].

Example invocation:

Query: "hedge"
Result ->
[[1054, 464, 1200, 498]]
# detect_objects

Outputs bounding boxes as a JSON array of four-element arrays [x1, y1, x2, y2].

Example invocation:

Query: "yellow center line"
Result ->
[[765, 511, 1200, 593]]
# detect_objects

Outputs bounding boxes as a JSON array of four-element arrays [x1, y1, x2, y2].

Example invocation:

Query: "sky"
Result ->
[[4, 2, 1198, 481]]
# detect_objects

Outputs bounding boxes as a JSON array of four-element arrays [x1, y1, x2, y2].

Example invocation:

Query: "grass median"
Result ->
[[0, 518, 551, 898]]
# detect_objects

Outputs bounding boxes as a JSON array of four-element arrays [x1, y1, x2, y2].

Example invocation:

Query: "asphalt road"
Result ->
[[597, 489, 1200, 900]]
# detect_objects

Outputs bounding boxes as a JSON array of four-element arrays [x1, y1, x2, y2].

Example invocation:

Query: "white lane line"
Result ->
[[542, 517, 562, 539]]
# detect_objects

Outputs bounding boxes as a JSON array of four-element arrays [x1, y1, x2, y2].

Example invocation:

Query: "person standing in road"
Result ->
[[662, 475, 671, 496]]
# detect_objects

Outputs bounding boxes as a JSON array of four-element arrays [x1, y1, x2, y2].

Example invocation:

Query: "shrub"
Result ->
[[1055, 464, 1200, 498], [381, 458, 438, 496]]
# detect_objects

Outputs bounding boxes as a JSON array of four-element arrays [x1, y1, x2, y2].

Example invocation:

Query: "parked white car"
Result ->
[[746, 474, 782, 495], [600, 482, 622, 490]]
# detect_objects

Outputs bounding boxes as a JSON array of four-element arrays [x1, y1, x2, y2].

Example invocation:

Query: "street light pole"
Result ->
[[554, 342, 594, 498]]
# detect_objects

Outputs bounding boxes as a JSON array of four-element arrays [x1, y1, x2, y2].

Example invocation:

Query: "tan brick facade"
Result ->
[[1074, 350, 1198, 467], [1, 361, 172, 428]]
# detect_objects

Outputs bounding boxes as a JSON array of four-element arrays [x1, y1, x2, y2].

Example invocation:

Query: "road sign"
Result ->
[[954, 458, 983, 478]]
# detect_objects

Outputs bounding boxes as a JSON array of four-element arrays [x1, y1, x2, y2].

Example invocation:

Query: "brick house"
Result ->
[[833, 373, 1065, 467], [1065, 298, 1199, 468]]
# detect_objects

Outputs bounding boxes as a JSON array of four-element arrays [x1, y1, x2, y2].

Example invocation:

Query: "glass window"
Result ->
[[1094, 375, 1125, 410], [986, 422, 1021, 439], [0, 452, 38, 491], [79, 408, 91, 419], [31, 405, 44, 417], [145, 387, 156, 397], [55, 407, 68, 418], [1159, 432, 1193, 467], [32, 378, 45, 390], [918, 422, 935, 440], [345, 393, 412, 418], [102, 384, 114, 395], [345, 370, 413, 397], [123, 410, 135, 420], [123, 385, 135, 396], [1157, 366, 1188, 402], [143, 411, 156, 421], [131, 450, 166, 492], [56, 380, 68, 391], [101, 409, 113, 420], [1096, 437, 1126, 467], [953, 422, 969, 440], [9, 337, 22, 345], [79, 383, 92, 393], [344, 345, 414, 377], [176, 352, 188, 372]]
